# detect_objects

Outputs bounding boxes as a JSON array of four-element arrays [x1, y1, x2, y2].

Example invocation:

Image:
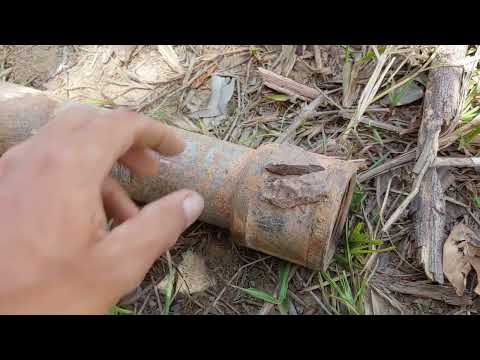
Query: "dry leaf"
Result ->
[[469, 257, 480, 294], [260, 171, 329, 208], [368, 288, 403, 315], [443, 224, 480, 296], [45, 45, 177, 106], [130, 49, 179, 84], [382, 80, 424, 107], [111, 45, 136, 63], [191, 63, 218, 89], [157, 45, 184, 74], [157, 250, 215, 295]]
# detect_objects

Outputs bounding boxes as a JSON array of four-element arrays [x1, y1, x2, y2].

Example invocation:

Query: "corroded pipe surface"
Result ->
[[0, 82, 358, 270]]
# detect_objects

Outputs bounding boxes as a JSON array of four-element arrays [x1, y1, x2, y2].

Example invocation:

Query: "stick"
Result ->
[[258, 67, 320, 100], [381, 157, 431, 232], [276, 94, 325, 144], [358, 151, 416, 183], [433, 157, 480, 167], [344, 114, 407, 134], [357, 114, 480, 183], [384, 278, 473, 307], [382, 46, 467, 284], [415, 46, 467, 284]]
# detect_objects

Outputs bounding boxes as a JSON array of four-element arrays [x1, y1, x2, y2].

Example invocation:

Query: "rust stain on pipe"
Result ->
[[0, 81, 358, 271]]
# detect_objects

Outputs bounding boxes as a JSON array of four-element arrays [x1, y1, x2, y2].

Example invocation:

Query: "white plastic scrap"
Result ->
[[192, 75, 236, 128]]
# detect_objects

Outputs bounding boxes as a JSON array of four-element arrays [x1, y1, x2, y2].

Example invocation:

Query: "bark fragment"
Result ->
[[261, 172, 329, 209], [265, 163, 325, 176]]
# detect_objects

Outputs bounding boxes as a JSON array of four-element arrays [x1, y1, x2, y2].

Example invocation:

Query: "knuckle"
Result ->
[[0, 145, 23, 170], [109, 109, 139, 126], [39, 146, 75, 169], [93, 243, 146, 295], [109, 263, 145, 295]]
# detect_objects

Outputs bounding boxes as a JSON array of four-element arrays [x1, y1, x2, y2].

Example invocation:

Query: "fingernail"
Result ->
[[183, 192, 204, 225]]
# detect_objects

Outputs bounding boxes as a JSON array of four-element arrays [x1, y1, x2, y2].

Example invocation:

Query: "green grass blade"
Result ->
[[163, 272, 175, 315], [372, 128, 384, 145], [350, 189, 365, 213], [368, 152, 391, 171], [278, 262, 291, 304], [278, 299, 289, 315], [350, 246, 396, 255], [239, 288, 279, 305], [107, 305, 133, 315], [460, 126, 480, 149], [473, 196, 480, 209], [266, 94, 290, 102]]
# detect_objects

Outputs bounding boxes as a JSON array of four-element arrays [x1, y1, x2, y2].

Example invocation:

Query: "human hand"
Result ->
[[0, 105, 204, 314]]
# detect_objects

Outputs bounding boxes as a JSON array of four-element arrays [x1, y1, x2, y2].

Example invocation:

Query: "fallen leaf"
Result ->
[[157, 45, 184, 74], [364, 288, 402, 315], [191, 63, 218, 89], [443, 224, 480, 296], [156, 250, 215, 296], [414, 72, 429, 87], [469, 257, 480, 294], [382, 80, 424, 107], [129, 49, 180, 84], [111, 45, 136, 63]]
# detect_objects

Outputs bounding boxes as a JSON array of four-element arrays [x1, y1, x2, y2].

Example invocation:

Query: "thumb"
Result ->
[[97, 189, 204, 286]]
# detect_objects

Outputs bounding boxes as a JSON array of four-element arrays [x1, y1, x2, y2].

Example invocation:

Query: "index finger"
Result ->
[[53, 105, 185, 181], [96, 109, 186, 157]]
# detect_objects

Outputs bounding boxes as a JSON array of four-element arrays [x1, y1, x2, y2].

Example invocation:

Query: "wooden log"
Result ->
[[415, 45, 467, 283]]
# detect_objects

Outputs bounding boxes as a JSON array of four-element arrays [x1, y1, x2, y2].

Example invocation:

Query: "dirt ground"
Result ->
[[1, 45, 480, 315]]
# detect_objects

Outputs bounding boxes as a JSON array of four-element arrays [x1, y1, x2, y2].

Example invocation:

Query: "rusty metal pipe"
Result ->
[[0, 82, 358, 270]]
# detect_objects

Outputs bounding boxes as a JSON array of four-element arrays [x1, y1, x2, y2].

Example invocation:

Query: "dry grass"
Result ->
[[3, 44, 480, 315]]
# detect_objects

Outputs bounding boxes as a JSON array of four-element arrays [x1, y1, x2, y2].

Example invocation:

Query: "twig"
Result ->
[[275, 94, 325, 144], [313, 45, 326, 73], [447, 45, 480, 134], [372, 187, 480, 228], [308, 290, 332, 315], [371, 47, 439, 103], [377, 176, 394, 236], [358, 114, 480, 183], [358, 151, 416, 183], [208, 256, 270, 311], [381, 151, 431, 232], [137, 292, 152, 315], [151, 274, 163, 314], [433, 157, 480, 167], [258, 67, 320, 100], [343, 113, 406, 134]]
